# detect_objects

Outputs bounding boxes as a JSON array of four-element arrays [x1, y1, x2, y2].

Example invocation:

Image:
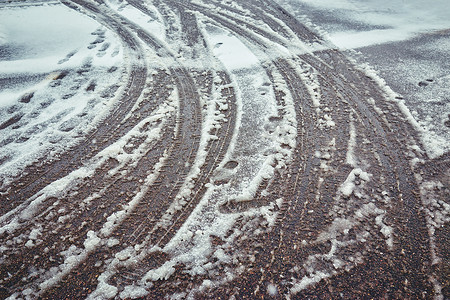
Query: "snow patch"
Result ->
[[339, 168, 371, 198], [207, 26, 259, 70], [0, 3, 126, 186]]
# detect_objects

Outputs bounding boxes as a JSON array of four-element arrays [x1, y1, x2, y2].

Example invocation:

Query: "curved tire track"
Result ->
[[0, 0, 442, 299]]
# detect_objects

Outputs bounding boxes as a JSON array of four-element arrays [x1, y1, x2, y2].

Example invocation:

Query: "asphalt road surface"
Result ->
[[0, 0, 448, 299]]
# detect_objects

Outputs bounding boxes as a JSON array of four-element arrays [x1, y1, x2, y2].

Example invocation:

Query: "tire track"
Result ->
[[0, 0, 440, 298], [141, 1, 433, 298], [0, 0, 148, 213], [303, 50, 432, 296], [35, 1, 238, 297], [0, 0, 179, 296]]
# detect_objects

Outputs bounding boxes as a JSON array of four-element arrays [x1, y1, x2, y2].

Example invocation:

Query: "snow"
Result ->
[[0, 90, 177, 297], [0, 24, 6, 46], [1, 0, 448, 298], [267, 283, 278, 296], [84, 231, 101, 251], [199, 22, 285, 207], [105, 0, 166, 42], [0, 2, 125, 185], [0, 5, 99, 59], [292, 200, 394, 294], [283, 0, 450, 49], [339, 168, 371, 197], [143, 260, 176, 281], [356, 59, 449, 159], [291, 271, 329, 294], [119, 285, 148, 299], [279, 0, 450, 158], [345, 112, 357, 166], [86, 276, 118, 300], [417, 178, 450, 266], [207, 28, 259, 70]]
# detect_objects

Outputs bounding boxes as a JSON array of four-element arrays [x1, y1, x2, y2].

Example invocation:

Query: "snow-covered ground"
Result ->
[[0, 1, 125, 185], [0, 0, 448, 299], [1, 1, 447, 182], [278, 0, 450, 158]]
